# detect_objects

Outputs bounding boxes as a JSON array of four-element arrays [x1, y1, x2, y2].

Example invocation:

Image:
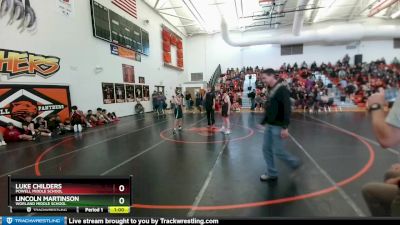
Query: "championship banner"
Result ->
[[115, 84, 126, 103], [125, 84, 135, 102], [122, 64, 135, 83], [110, 44, 141, 62], [143, 86, 149, 101], [134, 85, 142, 101], [102, 83, 115, 104], [0, 84, 71, 133]]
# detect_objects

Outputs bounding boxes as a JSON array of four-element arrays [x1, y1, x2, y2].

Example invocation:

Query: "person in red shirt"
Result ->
[[3, 123, 34, 142]]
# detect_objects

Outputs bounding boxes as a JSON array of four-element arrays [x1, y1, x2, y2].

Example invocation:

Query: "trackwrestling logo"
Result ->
[[0, 49, 61, 79]]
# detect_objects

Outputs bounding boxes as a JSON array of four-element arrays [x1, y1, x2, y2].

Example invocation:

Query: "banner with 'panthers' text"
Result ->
[[0, 49, 61, 79], [0, 84, 71, 133]]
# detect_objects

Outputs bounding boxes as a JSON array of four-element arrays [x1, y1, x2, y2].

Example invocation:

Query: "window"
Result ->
[[394, 38, 400, 49], [191, 73, 203, 81], [281, 44, 303, 55]]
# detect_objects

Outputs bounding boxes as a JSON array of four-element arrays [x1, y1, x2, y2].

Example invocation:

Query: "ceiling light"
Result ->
[[182, 0, 210, 33], [313, 0, 336, 23]]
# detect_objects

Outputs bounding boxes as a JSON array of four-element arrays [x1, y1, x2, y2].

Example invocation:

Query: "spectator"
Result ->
[[135, 100, 145, 115], [78, 110, 92, 128], [345, 81, 356, 101], [362, 88, 400, 216], [96, 108, 108, 124], [47, 115, 58, 132], [35, 117, 52, 137], [55, 115, 71, 132], [311, 61, 317, 71], [301, 61, 308, 69], [106, 111, 119, 122], [385, 84, 399, 108], [71, 106, 84, 133], [362, 163, 400, 216], [338, 69, 347, 79], [158, 92, 167, 114], [185, 91, 192, 111], [86, 110, 99, 126], [255, 93, 263, 111], [4, 122, 34, 142], [293, 62, 298, 70], [305, 78, 315, 93], [47, 115, 65, 135], [0, 132, 6, 146], [343, 54, 350, 66], [63, 119, 73, 131], [195, 92, 203, 113], [152, 91, 159, 112], [170, 96, 176, 111], [102, 109, 113, 123], [22, 115, 38, 138], [368, 89, 400, 148], [248, 89, 256, 111], [393, 57, 400, 65]]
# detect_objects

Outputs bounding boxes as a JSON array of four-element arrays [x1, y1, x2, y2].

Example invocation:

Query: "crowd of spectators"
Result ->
[[216, 55, 400, 111], [0, 106, 120, 145], [152, 91, 167, 116]]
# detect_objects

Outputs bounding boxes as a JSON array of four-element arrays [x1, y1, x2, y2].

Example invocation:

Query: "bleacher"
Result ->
[[214, 57, 400, 112]]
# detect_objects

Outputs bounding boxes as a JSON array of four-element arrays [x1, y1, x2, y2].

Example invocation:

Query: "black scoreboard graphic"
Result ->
[[90, 0, 149, 55], [8, 177, 132, 214]]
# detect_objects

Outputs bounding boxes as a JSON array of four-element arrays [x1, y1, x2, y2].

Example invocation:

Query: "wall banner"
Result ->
[[57, 0, 74, 17], [125, 84, 135, 102], [0, 84, 71, 132], [122, 64, 135, 83], [115, 83, 126, 103], [0, 49, 61, 79], [134, 85, 143, 101], [102, 83, 115, 104], [110, 44, 141, 62]]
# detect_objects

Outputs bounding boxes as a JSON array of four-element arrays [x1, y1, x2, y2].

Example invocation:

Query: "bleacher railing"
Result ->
[[208, 64, 221, 88]]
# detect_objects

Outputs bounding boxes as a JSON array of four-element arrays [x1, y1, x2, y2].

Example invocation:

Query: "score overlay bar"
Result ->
[[8, 176, 132, 214]]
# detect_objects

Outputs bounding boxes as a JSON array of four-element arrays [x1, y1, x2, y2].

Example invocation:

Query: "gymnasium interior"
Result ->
[[1, 0, 400, 219]]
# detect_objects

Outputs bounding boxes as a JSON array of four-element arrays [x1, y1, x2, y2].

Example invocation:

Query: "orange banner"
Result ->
[[0, 84, 71, 132], [110, 44, 141, 61]]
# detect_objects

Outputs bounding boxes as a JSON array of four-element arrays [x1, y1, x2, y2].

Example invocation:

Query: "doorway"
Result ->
[[185, 87, 201, 101], [155, 86, 165, 95]]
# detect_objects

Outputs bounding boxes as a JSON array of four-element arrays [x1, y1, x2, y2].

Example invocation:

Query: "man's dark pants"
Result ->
[[206, 108, 215, 126]]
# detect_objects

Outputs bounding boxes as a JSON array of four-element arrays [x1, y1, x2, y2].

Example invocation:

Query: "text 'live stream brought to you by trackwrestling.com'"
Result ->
[[0, 217, 220, 225], [68, 218, 219, 225]]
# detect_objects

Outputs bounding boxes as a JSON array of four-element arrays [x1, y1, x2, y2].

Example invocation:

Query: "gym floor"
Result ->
[[0, 112, 397, 217]]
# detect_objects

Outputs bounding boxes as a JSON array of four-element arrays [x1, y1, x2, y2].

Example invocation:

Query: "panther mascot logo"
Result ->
[[11, 101, 38, 121]]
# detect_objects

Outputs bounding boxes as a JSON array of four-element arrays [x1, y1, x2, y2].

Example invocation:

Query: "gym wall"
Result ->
[[186, 33, 400, 82], [0, 0, 187, 117]]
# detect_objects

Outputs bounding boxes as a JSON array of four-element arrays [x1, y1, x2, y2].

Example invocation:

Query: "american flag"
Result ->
[[112, 0, 137, 18]]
